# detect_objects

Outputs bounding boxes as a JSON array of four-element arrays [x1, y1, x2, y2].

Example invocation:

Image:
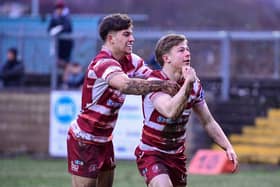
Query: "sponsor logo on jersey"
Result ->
[[74, 160, 84, 166], [88, 164, 97, 172], [71, 161, 79, 172]]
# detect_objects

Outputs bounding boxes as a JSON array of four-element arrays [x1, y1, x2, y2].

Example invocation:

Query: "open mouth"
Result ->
[[184, 59, 190, 65]]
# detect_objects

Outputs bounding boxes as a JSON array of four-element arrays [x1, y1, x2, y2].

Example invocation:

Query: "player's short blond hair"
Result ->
[[155, 34, 187, 66]]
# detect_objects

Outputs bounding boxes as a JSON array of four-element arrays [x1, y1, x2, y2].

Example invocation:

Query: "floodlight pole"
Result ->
[[273, 31, 280, 79], [220, 31, 230, 101]]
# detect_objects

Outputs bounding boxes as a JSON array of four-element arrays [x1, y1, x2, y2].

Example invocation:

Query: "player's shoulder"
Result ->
[[147, 70, 165, 80], [89, 52, 120, 69], [130, 53, 142, 61], [193, 80, 203, 92], [97, 51, 119, 63], [127, 53, 144, 65], [96, 58, 119, 65], [190, 80, 204, 99]]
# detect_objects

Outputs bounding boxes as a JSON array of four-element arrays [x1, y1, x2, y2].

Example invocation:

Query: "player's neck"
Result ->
[[162, 66, 181, 82], [102, 45, 124, 61]]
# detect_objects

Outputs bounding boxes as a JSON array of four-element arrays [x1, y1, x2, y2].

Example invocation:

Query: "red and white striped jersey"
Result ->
[[69, 47, 152, 144], [140, 70, 205, 154]]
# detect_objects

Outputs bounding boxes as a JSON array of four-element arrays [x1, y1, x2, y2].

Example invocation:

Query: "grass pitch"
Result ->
[[0, 156, 279, 187]]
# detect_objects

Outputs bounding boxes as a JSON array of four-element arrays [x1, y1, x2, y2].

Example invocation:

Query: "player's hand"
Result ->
[[226, 147, 238, 173], [161, 80, 180, 96], [182, 66, 197, 84]]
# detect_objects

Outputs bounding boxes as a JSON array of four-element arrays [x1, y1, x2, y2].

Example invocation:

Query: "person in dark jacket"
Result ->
[[0, 48, 24, 87], [48, 0, 73, 69]]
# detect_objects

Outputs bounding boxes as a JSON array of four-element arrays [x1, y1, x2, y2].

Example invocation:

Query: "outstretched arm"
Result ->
[[193, 102, 238, 172], [108, 72, 179, 96]]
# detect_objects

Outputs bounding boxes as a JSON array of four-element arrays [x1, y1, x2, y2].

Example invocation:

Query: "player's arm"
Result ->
[[108, 72, 179, 95], [192, 102, 238, 172], [151, 79, 193, 119], [151, 66, 197, 119]]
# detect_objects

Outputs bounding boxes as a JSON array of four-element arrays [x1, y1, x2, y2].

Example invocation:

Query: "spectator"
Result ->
[[47, 0, 73, 69], [0, 47, 24, 87], [62, 62, 84, 89]]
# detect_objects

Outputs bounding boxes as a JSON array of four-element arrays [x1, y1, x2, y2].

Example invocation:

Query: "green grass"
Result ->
[[0, 156, 279, 187]]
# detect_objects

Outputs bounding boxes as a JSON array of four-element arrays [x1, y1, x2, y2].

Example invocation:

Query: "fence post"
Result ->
[[220, 31, 230, 101], [273, 31, 280, 79], [50, 36, 58, 90], [31, 0, 39, 17], [0, 33, 3, 65]]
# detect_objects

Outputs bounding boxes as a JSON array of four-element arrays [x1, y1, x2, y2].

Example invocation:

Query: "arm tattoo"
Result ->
[[122, 79, 166, 95]]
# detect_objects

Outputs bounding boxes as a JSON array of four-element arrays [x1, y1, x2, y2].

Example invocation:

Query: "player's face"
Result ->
[[111, 26, 135, 56], [168, 40, 190, 70]]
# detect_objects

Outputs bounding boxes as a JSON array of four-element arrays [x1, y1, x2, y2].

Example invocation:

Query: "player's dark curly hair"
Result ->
[[155, 34, 187, 66], [99, 13, 133, 41]]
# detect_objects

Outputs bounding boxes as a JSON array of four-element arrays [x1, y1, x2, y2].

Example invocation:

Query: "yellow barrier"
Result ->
[[213, 108, 280, 164]]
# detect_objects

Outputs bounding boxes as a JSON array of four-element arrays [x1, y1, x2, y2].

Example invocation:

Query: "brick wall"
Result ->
[[0, 90, 50, 155]]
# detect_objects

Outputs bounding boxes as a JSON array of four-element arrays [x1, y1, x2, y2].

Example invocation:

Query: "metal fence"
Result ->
[[1, 31, 279, 100]]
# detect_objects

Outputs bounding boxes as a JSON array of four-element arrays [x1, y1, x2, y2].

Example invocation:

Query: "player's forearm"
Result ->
[[120, 79, 168, 95], [166, 80, 192, 119], [204, 121, 233, 150]]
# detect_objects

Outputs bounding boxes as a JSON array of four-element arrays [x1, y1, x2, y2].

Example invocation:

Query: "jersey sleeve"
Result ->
[[131, 54, 152, 79], [91, 58, 123, 82], [190, 80, 205, 105]]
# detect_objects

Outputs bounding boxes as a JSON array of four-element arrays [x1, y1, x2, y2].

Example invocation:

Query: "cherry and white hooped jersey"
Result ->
[[69, 47, 152, 144], [140, 70, 205, 154]]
